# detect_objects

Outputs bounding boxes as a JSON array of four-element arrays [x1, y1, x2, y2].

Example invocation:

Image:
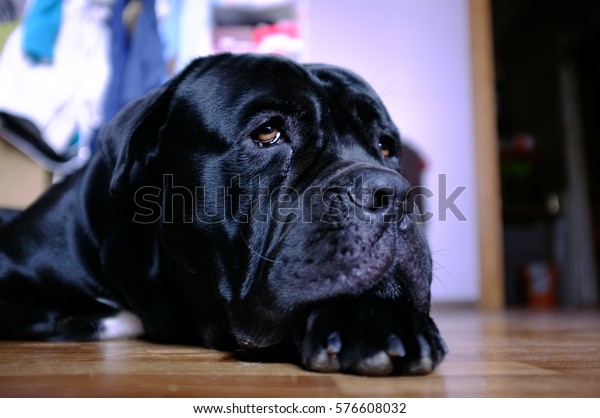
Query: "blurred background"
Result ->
[[0, 0, 598, 309]]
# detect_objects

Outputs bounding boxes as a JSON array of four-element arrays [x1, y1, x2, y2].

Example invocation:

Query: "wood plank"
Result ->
[[469, 0, 505, 309], [1, 308, 599, 397]]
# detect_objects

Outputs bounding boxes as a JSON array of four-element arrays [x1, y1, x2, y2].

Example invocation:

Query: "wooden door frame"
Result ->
[[470, 0, 505, 309]]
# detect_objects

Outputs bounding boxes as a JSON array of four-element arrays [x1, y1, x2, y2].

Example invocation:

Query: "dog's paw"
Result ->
[[295, 298, 447, 376]]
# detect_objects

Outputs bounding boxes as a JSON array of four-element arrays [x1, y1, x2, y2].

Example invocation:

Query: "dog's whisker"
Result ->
[[431, 247, 467, 262], [430, 248, 463, 288], [238, 231, 282, 264], [377, 77, 404, 98]]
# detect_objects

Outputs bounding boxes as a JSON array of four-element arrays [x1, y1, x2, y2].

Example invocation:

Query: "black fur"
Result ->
[[0, 54, 446, 375]]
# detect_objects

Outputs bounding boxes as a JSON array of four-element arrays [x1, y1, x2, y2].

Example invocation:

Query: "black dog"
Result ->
[[0, 53, 446, 376]]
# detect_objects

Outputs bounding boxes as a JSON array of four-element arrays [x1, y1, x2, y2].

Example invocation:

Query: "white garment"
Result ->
[[175, 0, 213, 72], [156, 0, 212, 74], [0, 0, 112, 156]]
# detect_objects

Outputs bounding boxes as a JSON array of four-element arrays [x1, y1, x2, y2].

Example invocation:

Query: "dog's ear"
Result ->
[[98, 54, 232, 197], [98, 82, 173, 197]]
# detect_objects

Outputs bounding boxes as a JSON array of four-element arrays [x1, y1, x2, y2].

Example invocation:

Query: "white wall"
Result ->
[[302, 0, 479, 302]]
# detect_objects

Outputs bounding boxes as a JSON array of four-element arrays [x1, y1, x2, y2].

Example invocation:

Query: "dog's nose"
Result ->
[[347, 168, 412, 214]]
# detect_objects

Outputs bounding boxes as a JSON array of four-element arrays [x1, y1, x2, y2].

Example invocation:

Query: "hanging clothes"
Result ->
[[22, 0, 62, 62], [0, 0, 19, 23], [0, 0, 113, 158], [103, 0, 165, 124], [156, 0, 212, 75]]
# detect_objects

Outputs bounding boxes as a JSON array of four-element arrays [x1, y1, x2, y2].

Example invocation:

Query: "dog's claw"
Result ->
[[406, 356, 434, 375], [401, 334, 435, 375], [386, 334, 406, 357], [326, 331, 342, 354], [416, 334, 431, 358], [303, 331, 342, 373], [307, 348, 341, 373], [352, 351, 393, 376], [438, 336, 449, 355]]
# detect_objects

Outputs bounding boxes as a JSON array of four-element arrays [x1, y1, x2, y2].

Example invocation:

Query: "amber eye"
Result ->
[[379, 137, 395, 158], [253, 121, 284, 147]]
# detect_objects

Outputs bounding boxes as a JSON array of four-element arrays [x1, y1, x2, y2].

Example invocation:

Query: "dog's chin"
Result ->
[[229, 255, 407, 350]]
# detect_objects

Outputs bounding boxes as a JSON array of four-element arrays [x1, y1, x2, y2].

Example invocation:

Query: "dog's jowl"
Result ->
[[0, 53, 447, 376]]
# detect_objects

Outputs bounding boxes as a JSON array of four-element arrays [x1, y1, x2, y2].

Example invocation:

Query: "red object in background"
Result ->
[[521, 262, 557, 308], [252, 21, 298, 44]]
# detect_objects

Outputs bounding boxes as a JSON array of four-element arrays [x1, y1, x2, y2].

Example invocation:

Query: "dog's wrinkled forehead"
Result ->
[[174, 54, 394, 141], [98, 53, 402, 196]]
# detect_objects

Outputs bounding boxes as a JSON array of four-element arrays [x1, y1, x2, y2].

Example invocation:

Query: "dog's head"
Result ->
[[99, 53, 432, 348]]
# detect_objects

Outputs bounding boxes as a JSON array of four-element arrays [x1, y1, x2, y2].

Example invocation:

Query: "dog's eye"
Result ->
[[253, 122, 284, 147], [379, 137, 395, 158]]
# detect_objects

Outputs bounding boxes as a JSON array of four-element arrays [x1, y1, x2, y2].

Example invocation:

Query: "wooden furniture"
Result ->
[[0, 139, 49, 209], [470, 0, 505, 309]]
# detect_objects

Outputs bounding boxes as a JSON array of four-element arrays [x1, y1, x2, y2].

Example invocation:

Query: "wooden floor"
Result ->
[[1, 307, 599, 397]]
